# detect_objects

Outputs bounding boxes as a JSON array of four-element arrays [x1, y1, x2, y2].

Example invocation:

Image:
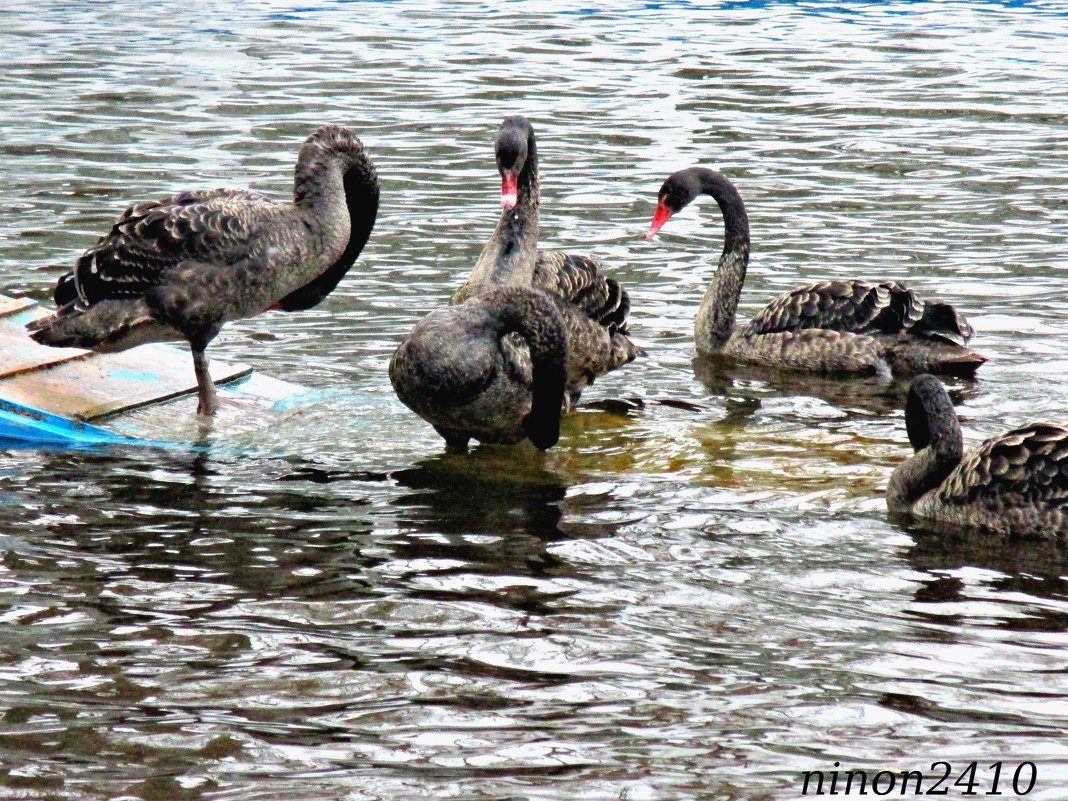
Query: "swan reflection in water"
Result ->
[[9, 448, 379, 602], [282, 446, 629, 613]]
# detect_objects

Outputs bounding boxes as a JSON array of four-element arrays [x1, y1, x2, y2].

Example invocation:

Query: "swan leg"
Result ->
[[434, 426, 470, 454], [191, 346, 219, 417]]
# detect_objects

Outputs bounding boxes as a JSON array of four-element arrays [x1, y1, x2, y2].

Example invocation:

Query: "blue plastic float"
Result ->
[[0, 295, 303, 447]]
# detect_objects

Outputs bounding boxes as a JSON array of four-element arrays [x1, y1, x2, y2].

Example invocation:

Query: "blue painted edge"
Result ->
[[0, 397, 143, 448]]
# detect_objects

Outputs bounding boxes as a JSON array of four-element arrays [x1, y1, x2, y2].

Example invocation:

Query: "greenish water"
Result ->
[[1, 2, 1068, 799]]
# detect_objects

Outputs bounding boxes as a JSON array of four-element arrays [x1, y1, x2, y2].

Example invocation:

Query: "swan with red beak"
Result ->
[[646, 195, 675, 239], [644, 165, 985, 376], [450, 115, 640, 424], [500, 170, 519, 211], [495, 117, 526, 211]]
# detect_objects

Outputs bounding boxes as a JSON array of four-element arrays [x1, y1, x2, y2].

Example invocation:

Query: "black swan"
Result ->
[[453, 115, 639, 406], [389, 286, 568, 452], [27, 125, 379, 416], [647, 167, 986, 377], [888, 374, 1068, 538]]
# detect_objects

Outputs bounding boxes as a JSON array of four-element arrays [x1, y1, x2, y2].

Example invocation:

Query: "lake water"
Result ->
[[2, 1, 1068, 799]]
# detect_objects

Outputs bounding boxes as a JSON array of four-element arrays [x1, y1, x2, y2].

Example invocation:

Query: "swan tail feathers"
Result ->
[[931, 349, 988, 377], [27, 299, 156, 351], [887, 338, 988, 377]]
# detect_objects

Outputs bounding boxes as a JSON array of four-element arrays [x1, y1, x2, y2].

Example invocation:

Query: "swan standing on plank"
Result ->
[[390, 286, 568, 452], [888, 374, 1068, 538], [646, 167, 986, 377], [27, 125, 379, 416], [453, 115, 639, 407]]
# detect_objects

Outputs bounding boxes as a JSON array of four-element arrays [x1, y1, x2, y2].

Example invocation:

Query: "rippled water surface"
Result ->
[[2, 2, 1068, 798]]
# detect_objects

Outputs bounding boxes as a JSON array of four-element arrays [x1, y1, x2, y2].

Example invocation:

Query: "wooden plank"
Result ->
[[0, 346, 252, 421], [0, 297, 36, 318], [0, 299, 91, 378], [0, 295, 252, 421], [0, 327, 90, 378]]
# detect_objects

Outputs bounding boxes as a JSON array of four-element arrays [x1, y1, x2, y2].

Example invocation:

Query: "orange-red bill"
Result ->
[[646, 199, 672, 239], [501, 172, 519, 211]]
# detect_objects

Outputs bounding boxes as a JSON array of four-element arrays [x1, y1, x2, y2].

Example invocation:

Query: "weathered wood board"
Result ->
[[0, 295, 305, 446]]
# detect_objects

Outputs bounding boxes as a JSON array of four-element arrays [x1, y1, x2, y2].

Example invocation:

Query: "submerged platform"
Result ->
[[0, 295, 305, 447]]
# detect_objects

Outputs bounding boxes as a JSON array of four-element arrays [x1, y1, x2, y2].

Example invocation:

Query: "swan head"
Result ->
[[905, 373, 963, 458], [294, 125, 377, 210], [300, 124, 370, 167], [495, 116, 534, 211], [646, 169, 702, 239]]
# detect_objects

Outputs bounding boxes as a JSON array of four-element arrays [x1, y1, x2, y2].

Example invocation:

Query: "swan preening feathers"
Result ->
[[889, 375, 1068, 538], [389, 285, 568, 451], [391, 115, 639, 451]]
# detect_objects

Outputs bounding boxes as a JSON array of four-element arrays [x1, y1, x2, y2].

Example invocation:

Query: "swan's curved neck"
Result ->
[[485, 286, 566, 449], [280, 154, 379, 311], [694, 170, 750, 355], [330, 163, 380, 279], [467, 143, 540, 291], [887, 378, 964, 512], [293, 151, 344, 217]]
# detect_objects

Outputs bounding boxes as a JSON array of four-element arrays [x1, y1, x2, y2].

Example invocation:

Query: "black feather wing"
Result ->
[[745, 280, 972, 345], [57, 189, 276, 307], [746, 280, 912, 335], [533, 250, 630, 332], [939, 424, 1068, 509]]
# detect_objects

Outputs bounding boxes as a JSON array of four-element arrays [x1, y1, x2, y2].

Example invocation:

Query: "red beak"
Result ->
[[501, 172, 519, 211], [646, 198, 672, 239]]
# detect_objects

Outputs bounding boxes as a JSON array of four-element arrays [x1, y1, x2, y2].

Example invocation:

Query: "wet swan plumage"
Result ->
[[389, 286, 569, 451], [453, 115, 639, 408], [391, 116, 640, 452], [647, 167, 986, 377], [27, 125, 379, 415], [888, 374, 1068, 538]]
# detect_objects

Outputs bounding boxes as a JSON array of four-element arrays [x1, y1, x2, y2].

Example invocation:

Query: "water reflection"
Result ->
[[13, 448, 377, 598], [390, 451, 571, 542], [906, 523, 1068, 584], [694, 355, 984, 419], [3, 0, 1068, 797]]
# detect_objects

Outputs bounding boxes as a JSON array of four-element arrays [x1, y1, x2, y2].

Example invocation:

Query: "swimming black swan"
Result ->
[[647, 167, 986, 377], [888, 374, 1068, 538], [27, 125, 379, 415], [453, 115, 639, 406], [389, 286, 568, 452]]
